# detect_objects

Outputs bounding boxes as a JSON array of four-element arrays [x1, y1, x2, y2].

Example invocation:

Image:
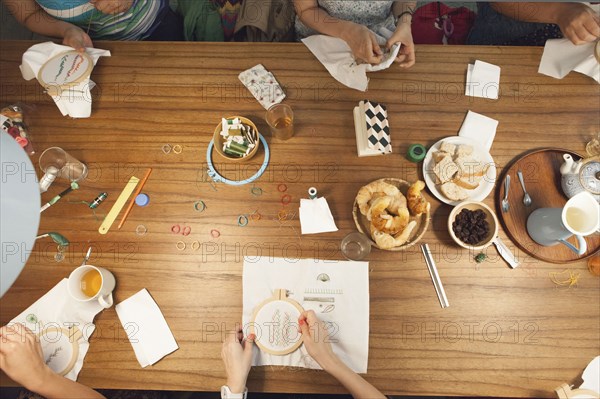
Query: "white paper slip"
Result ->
[[465, 60, 501, 100], [238, 64, 286, 110], [458, 110, 498, 152], [115, 289, 179, 367], [299, 197, 338, 234]]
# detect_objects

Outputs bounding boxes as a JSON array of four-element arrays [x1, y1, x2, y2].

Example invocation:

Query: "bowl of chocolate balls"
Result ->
[[448, 201, 498, 251]]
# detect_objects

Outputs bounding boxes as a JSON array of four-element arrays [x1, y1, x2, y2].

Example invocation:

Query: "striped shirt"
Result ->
[[35, 0, 167, 40]]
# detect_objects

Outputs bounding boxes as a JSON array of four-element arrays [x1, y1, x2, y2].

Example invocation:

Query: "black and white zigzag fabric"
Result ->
[[363, 100, 391, 153]]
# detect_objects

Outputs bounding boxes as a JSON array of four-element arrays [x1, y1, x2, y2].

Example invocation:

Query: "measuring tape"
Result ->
[[98, 176, 140, 234]]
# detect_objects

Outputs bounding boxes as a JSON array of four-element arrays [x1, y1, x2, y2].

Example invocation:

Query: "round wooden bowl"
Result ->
[[213, 116, 260, 163], [448, 201, 499, 251], [353, 178, 430, 251]]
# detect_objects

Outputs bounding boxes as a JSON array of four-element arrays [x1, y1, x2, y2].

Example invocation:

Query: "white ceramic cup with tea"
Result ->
[[67, 265, 115, 308]]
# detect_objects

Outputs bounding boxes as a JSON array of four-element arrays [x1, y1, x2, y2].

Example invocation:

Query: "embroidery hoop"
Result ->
[[36, 325, 82, 376], [206, 134, 270, 186], [37, 51, 94, 96], [250, 289, 304, 356]]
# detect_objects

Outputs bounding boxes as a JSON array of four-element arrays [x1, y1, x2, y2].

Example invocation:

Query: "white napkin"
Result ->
[[9, 279, 104, 381], [539, 38, 600, 84], [238, 64, 286, 110], [243, 257, 369, 373], [115, 289, 178, 367], [299, 197, 338, 234], [20, 42, 111, 118], [465, 60, 501, 100], [580, 356, 600, 395], [458, 110, 498, 152], [302, 31, 400, 92]]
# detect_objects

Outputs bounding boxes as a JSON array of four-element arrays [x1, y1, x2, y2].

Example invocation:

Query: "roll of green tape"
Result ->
[[407, 144, 427, 163]]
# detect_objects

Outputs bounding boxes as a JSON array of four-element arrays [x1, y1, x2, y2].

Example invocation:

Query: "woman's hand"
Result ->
[[387, 21, 416, 68], [90, 0, 134, 15], [0, 324, 52, 392], [221, 328, 255, 394], [298, 310, 340, 371], [556, 3, 600, 44], [341, 23, 383, 64], [62, 26, 93, 52]]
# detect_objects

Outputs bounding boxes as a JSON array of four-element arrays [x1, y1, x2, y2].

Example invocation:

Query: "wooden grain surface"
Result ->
[[1, 41, 599, 397], [496, 148, 600, 263]]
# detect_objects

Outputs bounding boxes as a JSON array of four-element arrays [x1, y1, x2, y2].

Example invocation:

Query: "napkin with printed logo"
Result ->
[[238, 64, 286, 109]]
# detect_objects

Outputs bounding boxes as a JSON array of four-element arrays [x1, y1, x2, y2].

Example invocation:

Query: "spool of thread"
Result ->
[[407, 144, 427, 163], [89, 192, 108, 209], [308, 187, 318, 199], [135, 193, 150, 207]]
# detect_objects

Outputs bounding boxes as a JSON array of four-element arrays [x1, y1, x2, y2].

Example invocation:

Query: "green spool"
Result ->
[[407, 144, 427, 163]]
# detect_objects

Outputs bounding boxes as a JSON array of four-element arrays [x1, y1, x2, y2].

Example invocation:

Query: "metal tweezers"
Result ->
[[420, 244, 449, 308]]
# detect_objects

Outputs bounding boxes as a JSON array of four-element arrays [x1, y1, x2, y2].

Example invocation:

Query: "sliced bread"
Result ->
[[440, 182, 469, 201], [453, 175, 480, 190], [455, 156, 486, 177], [439, 141, 457, 155], [433, 154, 459, 184], [456, 144, 473, 157]]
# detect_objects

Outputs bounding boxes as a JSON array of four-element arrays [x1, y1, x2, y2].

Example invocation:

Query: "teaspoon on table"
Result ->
[[517, 170, 532, 207]]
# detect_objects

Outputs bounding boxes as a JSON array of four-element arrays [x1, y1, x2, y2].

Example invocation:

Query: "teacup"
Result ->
[[67, 265, 115, 308]]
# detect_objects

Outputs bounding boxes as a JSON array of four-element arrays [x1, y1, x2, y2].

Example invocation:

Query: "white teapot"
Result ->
[[560, 154, 600, 203]]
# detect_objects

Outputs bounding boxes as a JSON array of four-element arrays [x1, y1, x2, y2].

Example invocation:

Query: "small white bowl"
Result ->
[[448, 201, 498, 251]]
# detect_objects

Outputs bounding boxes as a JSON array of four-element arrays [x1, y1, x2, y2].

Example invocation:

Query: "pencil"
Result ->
[[117, 167, 152, 230]]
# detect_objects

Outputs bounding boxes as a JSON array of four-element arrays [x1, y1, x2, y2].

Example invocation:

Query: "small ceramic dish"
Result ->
[[448, 201, 499, 251], [213, 116, 260, 163]]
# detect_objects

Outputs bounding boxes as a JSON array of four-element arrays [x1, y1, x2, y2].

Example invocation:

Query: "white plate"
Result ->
[[422, 136, 497, 206]]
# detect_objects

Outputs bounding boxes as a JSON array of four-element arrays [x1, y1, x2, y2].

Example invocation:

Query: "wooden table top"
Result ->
[[0, 40, 599, 397]]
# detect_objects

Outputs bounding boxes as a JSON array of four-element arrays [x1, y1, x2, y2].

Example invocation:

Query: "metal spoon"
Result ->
[[502, 174, 510, 212], [517, 170, 532, 207]]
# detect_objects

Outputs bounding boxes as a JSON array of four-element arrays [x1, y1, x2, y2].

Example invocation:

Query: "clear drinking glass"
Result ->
[[265, 104, 294, 140], [39, 147, 88, 182], [341, 232, 372, 261]]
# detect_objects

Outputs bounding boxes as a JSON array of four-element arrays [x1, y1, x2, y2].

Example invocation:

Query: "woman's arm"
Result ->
[[388, 1, 417, 68], [2, 0, 93, 50], [0, 324, 105, 399], [292, 0, 383, 64], [490, 2, 600, 44], [299, 311, 386, 399]]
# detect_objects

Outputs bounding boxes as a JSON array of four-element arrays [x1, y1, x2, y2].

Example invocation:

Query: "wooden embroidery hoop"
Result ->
[[36, 325, 83, 376], [250, 289, 304, 356], [37, 51, 94, 97]]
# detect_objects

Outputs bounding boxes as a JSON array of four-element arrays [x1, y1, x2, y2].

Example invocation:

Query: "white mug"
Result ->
[[67, 265, 115, 308]]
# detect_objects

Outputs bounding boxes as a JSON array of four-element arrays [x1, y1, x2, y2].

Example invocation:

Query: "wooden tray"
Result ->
[[495, 148, 600, 263]]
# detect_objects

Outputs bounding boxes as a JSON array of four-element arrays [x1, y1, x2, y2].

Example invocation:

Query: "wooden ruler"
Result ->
[[99, 176, 139, 234]]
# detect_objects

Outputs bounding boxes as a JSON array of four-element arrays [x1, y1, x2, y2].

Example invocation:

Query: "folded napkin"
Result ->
[[302, 29, 400, 92], [458, 110, 498, 152], [465, 60, 501, 100], [20, 42, 110, 118], [539, 38, 600, 84], [299, 197, 338, 234], [243, 258, 369, 373], [10, 279, 104, 381], [354, 100, 392, 157], [238, 64, 286, 110], [115, 289, 178, 367]]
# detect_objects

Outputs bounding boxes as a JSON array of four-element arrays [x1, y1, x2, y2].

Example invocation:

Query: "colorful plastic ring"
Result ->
[[182, 226, 191, 236], [211, 229, 221, 238], [278, 184, 288, 192], [171, 225, 181, 234], [191, 241, 201, 251], [238, 215, 249, 227], [162, 144, 172, 154], [278, 209, 289, 221], [251, 187, 263, 196], [281, 194, 292, 205], [173, 145, 183, 154], [176, 241, 186, 251], [250, 212, 261, 221], [194, 200, 206, 212], [136, 225, 148, 236]]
